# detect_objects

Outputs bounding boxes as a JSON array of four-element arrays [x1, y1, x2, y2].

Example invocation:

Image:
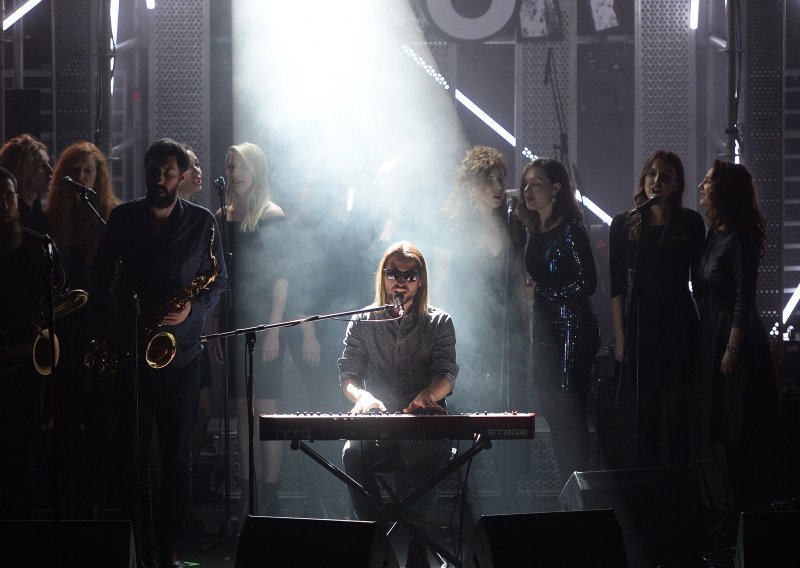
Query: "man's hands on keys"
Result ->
[[351, 391, 387, 414], [403, 389, 447, 415]]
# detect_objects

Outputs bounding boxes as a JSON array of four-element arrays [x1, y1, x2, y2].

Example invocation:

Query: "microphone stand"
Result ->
[[131, 292, 142, 559], [42, 235, 61, 524], [201, 177, 234, 552], [201, 303, 394, 522], [615, 209, 647, 468], [77, 190, 106, 225]]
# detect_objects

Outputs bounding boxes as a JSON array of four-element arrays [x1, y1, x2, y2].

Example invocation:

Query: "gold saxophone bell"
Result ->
[[55, 289, 89, 318], [33, 329, 60, 376], [145, 331, 177, 369]]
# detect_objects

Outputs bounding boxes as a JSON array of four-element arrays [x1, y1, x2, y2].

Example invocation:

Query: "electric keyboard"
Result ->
[[258, 411, 535, 441]]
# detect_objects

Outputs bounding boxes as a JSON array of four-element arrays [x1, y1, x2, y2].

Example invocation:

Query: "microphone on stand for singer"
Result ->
[[632, 194, 661, 214], [392, 293, 405, 317], [62, 176, 97, 197]]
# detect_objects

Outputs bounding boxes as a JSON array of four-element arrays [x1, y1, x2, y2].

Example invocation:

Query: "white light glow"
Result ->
[[2, 0, 42, 31], [402, 45, 449, 89], [783, 283, 800, 324], [522, 147, 538, 161], [576, 189, 613, 226], [689, 0, 700, 30], [454, 89, 516, 147], [110, 0, 119, 94], [146, 0, 155, 10]]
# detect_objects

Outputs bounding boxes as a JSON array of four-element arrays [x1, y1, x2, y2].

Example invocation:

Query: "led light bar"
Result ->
[[3, 0, 42, 31], [454, 89, 516, 147], [783, 283, 800, 324]]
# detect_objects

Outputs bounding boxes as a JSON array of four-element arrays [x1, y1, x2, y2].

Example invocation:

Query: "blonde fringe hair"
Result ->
[[226, 142, 271, 232]]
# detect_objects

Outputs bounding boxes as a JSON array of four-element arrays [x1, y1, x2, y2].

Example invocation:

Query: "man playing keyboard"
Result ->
[[338, 240, 459, 568]]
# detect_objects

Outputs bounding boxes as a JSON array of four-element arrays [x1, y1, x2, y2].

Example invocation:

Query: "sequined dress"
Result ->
[[525, 218, 600, 393]]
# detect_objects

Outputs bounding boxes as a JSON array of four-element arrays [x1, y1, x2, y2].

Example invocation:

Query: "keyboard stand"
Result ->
[[290, 435, 494, 568]]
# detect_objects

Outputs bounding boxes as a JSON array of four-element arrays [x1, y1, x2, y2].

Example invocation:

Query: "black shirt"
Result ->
[[18, 197, 49, 235], [92, 197, 228, 368]]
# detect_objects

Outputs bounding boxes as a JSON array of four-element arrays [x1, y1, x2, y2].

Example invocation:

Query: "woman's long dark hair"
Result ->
[[516, 157, 582, 231], [628, 150, 688, 244], [705, 159, 767, 257]]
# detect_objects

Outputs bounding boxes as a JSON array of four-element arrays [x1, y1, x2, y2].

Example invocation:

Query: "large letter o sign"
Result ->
[[424, 0, 517, 41]]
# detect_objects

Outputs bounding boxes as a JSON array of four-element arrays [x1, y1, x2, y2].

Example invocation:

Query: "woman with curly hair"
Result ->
[[434, 145, 529, 511], [693, 160, 783, 544], [438, 145, 528, 413], [44, 141, 119, 515], [46, 141, 118, 291]]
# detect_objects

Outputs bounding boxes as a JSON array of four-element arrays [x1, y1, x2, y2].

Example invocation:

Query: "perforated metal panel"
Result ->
[[149, 0, 210, 201], [636, 0, 695, 189], [516, 4, 575, 177], [742, 0, 783, 323], [53, 0, 94, 155]]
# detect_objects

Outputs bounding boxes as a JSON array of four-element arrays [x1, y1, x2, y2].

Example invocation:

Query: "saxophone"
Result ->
[[84, 225, 218, 373], [0, 237, 88, 378]]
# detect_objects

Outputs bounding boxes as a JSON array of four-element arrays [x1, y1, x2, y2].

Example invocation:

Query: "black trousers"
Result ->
[[118, 356, 201, 563], [342, 438, 452, 536]]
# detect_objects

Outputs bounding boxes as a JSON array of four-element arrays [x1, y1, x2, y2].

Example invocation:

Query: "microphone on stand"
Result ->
[[392, 293, 405, 317], [631, 194, 661, 214], [506, 194, 518, 220], [62, 176, 97, 197], [214, 176, 226, 194]]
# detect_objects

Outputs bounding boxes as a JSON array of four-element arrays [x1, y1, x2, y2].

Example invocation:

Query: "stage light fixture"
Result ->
[[146, 0, 155, 10], [783, 284, 800, 324], [690, 0, 700, 30], [455, 89, 516, 147], [402, 44, 450, 89], [2, 0, 42, 31], [576, 190, 612, 226]]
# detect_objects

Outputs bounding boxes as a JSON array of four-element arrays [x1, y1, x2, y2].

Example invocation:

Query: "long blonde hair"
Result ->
[[226, 142, 271, 232]]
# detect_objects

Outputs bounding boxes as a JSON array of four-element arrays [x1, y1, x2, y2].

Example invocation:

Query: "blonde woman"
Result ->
[[212, 142, 288, 521]]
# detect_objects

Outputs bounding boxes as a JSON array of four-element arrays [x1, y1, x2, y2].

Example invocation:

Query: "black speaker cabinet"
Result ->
[[0, 520, 135, 567], [235, 515, 399, 568], [559, 467, 707, 568], [735, 511, 800, 566], [463, 509, 628, 567]]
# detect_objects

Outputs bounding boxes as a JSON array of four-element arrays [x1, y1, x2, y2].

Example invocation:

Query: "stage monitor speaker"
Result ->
[[234, 515, 399, 568], [735, 511, 800, 566], [0, 520, 135, 567], [463, 509, 628, 567], [559, 466, 707, 568]]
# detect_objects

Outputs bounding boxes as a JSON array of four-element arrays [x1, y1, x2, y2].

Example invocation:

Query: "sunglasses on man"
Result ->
[[383, 268, 419, 283]]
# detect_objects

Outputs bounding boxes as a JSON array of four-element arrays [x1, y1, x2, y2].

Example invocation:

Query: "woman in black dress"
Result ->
[[518, 157, 600, 486], [437, 146, 527, 413], [693, 160, 783, 540], [45, 142, 119, 514], [211, 142, 288, 519], [607, 150, 705, 469]]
